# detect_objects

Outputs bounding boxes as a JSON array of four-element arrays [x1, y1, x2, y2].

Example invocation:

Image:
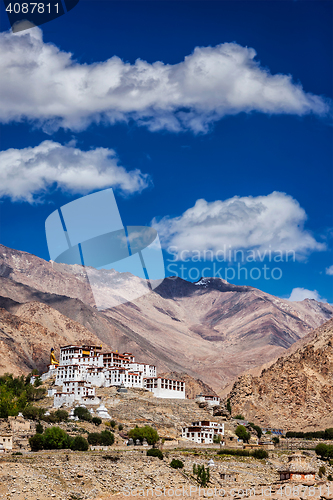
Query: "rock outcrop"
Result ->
[[228, 318, 333, 431]]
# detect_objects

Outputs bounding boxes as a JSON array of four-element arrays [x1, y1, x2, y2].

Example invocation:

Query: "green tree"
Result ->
[[170, 459, 184, 469], [43, 427, 70, 450], [92, 417, 102, 426], [235, 425, 250, 443], [251, 448, 268, 459], [325, 428, 333, 440], [147, 448, 163, 460], [226, 399, 231, 415], [128, 426, 159, 446], [88, 433, 103, 445], [315, 443, 328, 460], [71, 436, 89, 451], [74, 407, 92, 422], [35, 422, 44, 434], [29, 433, 44, 451], [110, 420, 116, 428], [118, 424, 124, 431], [101, 430, 114, 446]]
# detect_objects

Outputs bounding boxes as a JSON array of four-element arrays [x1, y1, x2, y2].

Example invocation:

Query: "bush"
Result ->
[[118, 424, 124, 431], [35, 422, 43, 434], [251, 448, 268, 459], [170, 459, 184, 469], [272, 437, 279, 444], [29, 433, 44, 451], [101, 430, 114, 446], [213, 435, 221, 444], [147, 448, 163, 460], [12, 452, 23, 456], [92, 417, 102, 426], [316, 443, 328, 460], [252, 425, 262, 439], [328, 474, 333, 481], [43, 426, 71, 450], [233, 414, 245, 420], [319, 466, 326, 478], [218, 449, 250, 457], [88, 432, 102, 446], [22, 405, 45, 421], [128, 426, 159, 445], [226, 399, 231, 415], [235, 425, 250, 443], [110, 420, 116, 428], [74, 407, 92, 422], [88, 430, 114, 446], [193, 464, 210, 487], [71, 436, 89, 451]]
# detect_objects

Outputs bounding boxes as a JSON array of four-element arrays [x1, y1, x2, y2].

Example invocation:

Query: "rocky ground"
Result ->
[[0, 448, 332, 500]]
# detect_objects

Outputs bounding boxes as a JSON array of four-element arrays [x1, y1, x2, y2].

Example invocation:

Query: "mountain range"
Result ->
[[0, 243, 332, 392]]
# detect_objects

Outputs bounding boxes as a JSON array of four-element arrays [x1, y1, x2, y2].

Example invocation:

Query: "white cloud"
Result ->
[[0, 27, 330, 133], [326, 265, 333, 275], [0, 141, 150, 202], [152, 192, 325, 258], [288, 287, 327, 303]]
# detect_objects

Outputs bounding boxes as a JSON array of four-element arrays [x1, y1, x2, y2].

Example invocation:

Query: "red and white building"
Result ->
[[182, 420, 225, 444], [46, 345, 185, 407]]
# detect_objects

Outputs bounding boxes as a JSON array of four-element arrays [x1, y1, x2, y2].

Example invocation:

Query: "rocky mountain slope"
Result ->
[[228, 318, 333, 431], [0, 243, 332, 390]]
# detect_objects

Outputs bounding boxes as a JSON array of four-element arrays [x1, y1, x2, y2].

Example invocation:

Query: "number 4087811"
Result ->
[[6, 3, 59, 14]]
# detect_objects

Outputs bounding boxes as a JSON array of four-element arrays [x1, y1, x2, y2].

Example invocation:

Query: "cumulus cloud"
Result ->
[[326, 265, 333, 275], [152, 192, 325, 258], [288, 288, 327, 303], [0, 141, 150, 202], [0, 27, 330, 132]]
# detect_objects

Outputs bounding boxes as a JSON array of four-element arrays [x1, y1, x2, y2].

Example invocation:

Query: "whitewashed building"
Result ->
[[182, 420, 225, 444], [144, 377, 185, 399], [196, 394, 221, 406], [43, 344, 185, 407]]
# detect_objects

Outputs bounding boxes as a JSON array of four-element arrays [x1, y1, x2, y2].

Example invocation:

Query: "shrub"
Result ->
[[272, 437, 279, 444], [43, 426, 70, 450], [226, 399, 231, 415], [71, 436, 89, 451], [110, 420, 116, 428], [36, 422, 44, 434], [319, 466, 326, 478], [22, 405, 45, 421], [213, 435, 221, 444], [74, 407, 92, 422], [88, 430, 114, 446], [118, 424, 124, 431], [328, 474, 333, 481], [147, 448, 163, 460], [128, 425, 159, 445], [315, 443, 328, 460], [92, 417, 102, 426], [170, 459, 184, 469], [12, 452, 22, 456], [235, 425, 250, 443], [101, 430, 114, 446], [217, 449, 250, 457], [251, 448, 268, 459], [193, 464, 210, 486], [252, 425, 262, 438], [29, 433, 44, 451], [233, 414, 245, 420], [88, 432, 102, 446], [55, 409, 68, 422]]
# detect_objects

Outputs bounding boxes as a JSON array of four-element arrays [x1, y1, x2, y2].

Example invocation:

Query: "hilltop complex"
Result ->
[[37, 345, 185, 407]]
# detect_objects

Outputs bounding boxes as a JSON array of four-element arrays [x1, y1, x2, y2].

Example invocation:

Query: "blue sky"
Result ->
[[0, 0, 332, 302]]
